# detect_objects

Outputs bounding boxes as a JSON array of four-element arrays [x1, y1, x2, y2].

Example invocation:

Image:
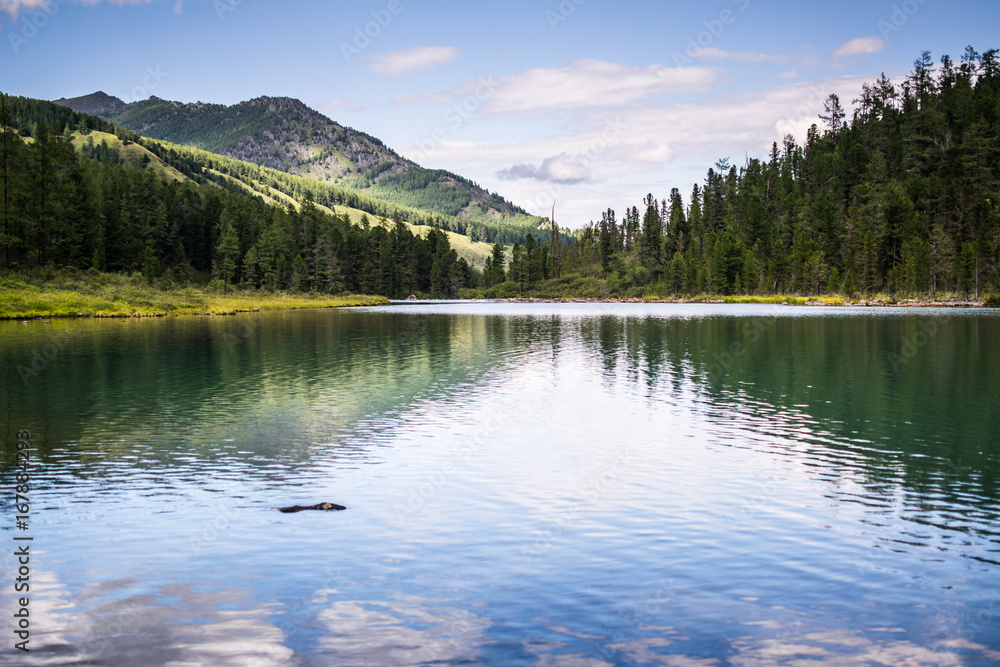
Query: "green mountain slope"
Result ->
[[134, 135, 538, 268], [3, 92, 555, 297], [55, 92, 534, 224], [7, 94, 550, 269]]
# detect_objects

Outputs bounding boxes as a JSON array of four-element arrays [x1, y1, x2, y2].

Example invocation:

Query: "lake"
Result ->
[[2, 302, 999, 666]]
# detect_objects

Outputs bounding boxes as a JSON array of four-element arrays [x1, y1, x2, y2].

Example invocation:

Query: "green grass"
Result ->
[[71, 131, 188, 183], [459, 270, 894, 304], [407, 224, 494, 270], [722, 295, 847, 305], [327, 212, 495, 270], [0, 271, 387, 320], [62, 131, 527, 271], [530, 274, 605, 299]]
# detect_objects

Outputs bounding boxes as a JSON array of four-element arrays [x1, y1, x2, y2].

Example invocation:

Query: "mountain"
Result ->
[[5, 92, 545, 271], [2, 92, 542, 296], [55, 93, 533, 224], [52, 91, 127, 118]]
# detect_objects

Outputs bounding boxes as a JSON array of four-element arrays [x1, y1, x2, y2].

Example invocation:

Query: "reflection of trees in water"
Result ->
[[567, 313, 1000, 521], [5, 310, 998, 528], [0, 311, 506, 471]]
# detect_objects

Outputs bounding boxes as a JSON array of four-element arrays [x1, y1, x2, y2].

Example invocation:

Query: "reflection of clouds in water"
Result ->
[[0, 573, 292, 667], [607, 637, 692, 666], [651, 656, 719, 667], [5, 572, 1000, 667], [308, 594, 489, 666], [525, 623, 639, 666], [606, 637, 673, 665], [729, 629, 1000, 666], [555, 621, 1000, 666], [528, 653, 613, 667], [0, 563, 78, 666], [519, 638, 612, 666]]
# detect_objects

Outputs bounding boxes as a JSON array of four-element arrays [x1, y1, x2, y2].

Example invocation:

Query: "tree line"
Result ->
[[556, 47, 999, 298], [0, 95, 478, 298], [6, 46, 996, 302]]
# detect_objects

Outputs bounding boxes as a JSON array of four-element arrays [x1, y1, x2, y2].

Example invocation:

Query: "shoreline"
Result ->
[[0, 289, 389, 321], [471, 296, 989, 308], [3, 275, 991, 320], [3, 294, 988, 320]]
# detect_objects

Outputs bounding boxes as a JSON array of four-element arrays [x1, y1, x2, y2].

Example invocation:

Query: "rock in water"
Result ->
[[277, 502, 347, 513]]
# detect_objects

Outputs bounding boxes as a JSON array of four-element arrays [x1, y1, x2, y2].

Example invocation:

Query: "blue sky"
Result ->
[[1, 0, 998, 226]]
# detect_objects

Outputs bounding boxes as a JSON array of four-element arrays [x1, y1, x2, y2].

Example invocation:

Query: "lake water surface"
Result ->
[[2, 302, 999, 666]]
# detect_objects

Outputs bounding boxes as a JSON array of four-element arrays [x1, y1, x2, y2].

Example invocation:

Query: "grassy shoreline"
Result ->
[[458, 275, 995, 307], [462, 294, 990, 308], [2, 270, 992, 319], [0, 273, 387, 320]]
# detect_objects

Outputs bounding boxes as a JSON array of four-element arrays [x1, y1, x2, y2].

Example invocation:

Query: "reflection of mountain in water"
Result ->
[[4, 308, 998, 499], [0, 310, 528, 473]]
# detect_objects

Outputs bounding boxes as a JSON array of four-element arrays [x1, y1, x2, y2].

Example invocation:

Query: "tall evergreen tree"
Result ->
[[819, 94, 846, 132], [0, 94, 21, 269], [215, 214, 240, 293], [641, 194, 662, 264]]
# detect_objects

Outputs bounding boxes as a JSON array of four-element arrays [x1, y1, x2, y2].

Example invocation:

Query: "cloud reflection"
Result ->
[[729, 628, 1000, 666], [0, 572, 293, 666], [309, 594, 489, 665]]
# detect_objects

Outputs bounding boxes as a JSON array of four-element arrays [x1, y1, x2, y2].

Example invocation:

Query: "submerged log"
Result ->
[[277, 502, 346, 513]]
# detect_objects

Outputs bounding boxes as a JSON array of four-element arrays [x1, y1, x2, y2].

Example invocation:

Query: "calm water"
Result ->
[[2, 302, 999, 666]]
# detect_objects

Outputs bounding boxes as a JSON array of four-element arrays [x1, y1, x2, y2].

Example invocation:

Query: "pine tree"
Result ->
[[819, 94, 846, 133], [524, 233, 538, 288], [509, 242, 525, 292], [290, 254, 309, 292], [599, 209, 616, 271], [485, 242, 506, 287], [0, 94, 21, 269], [641, 194, 662, 264], [215, 216, 240, 293], [29, 122, 56, 266]]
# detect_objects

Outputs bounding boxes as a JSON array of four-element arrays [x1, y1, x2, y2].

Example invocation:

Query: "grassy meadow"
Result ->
[[0, 271, 387, 320]]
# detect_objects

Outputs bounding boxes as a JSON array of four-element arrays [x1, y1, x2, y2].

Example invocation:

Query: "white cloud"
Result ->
[[834, 37, 885, 59], [2, 0, 162, 18], [318, 99, 358, 113], [689, 47, 793, 64], [418, 76, 871, 173], [498, 153, 601, 185], [1, 0, 52, 16], [367, 46, 459, 77], [443, 60, 717, 114], [84, 0, 162, 6], [631, 143, 674, 164], [406, 74, 875, 226]]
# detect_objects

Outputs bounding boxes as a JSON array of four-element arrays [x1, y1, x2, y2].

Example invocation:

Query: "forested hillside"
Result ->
[[8, 47, 997, 303], [544, 47, 999, 300], [137, 135, 548, 249], [55, 92, 538, 225], [0, 95, 483, 298]]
